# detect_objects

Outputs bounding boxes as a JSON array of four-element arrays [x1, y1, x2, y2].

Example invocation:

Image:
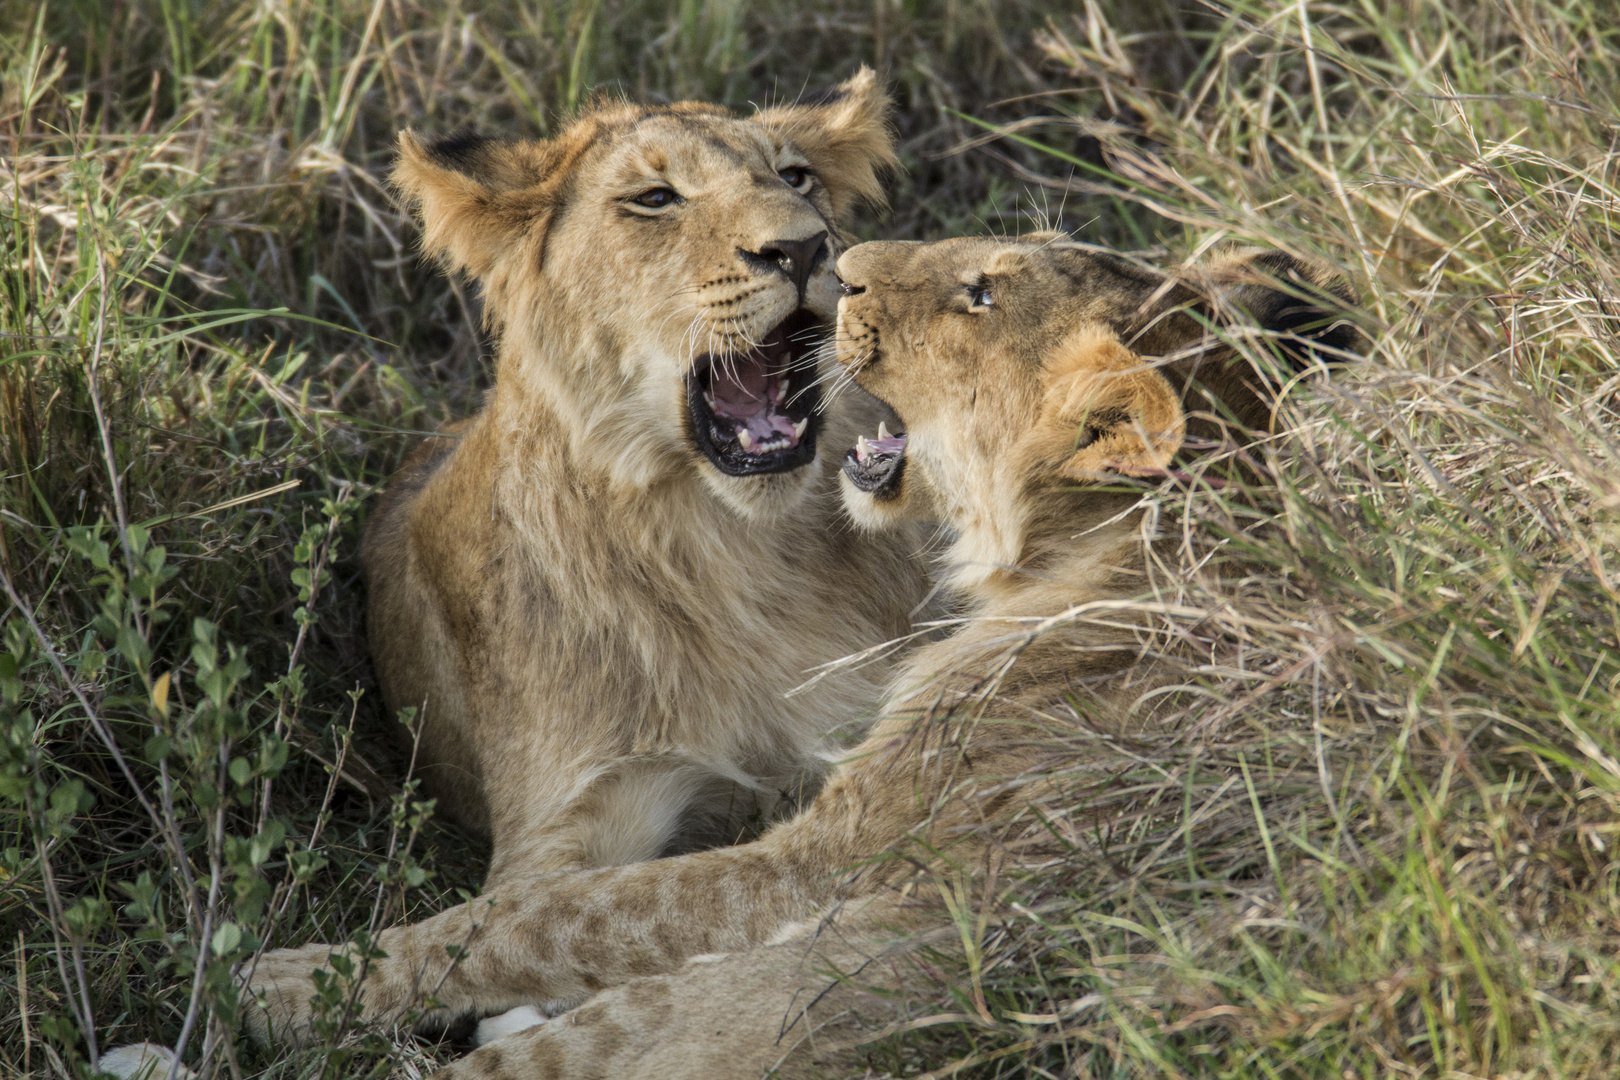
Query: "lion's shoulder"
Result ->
[[361, 418, 472, 574]]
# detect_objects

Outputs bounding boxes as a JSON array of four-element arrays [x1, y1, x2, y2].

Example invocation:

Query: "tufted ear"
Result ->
[[754, 67, 898, 224], [1089, 248, 1358, 436], [391, 128, 595, 305], [1041, 330, 1185, 480]]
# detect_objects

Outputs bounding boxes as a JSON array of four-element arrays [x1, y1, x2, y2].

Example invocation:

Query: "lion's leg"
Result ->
[[435, 902, 947, 1080], [481, 757, 730, 885], [245, 760, 747, 1041], [243, 819, 842, 1045], [243, 728, 935, 1046], [241, 894, 548, 1045]]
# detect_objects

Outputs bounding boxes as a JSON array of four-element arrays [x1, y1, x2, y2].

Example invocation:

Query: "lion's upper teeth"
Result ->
[[792, 418, 808, 440], [737, 428, 754, 451], [704, 392, 717, 411]]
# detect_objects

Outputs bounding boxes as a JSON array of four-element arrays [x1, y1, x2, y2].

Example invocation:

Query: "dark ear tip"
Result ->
[[1225, 252, 1364, 370], [1272, 310, 1364, 372], [790, 65, 885, 109], [423, 129, 491, 173], [794, 84, 850, 108]]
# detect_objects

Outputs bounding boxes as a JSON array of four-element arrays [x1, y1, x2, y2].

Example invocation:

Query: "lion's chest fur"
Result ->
[[378, 412, 925, 855], [493, 468, 908, 757]]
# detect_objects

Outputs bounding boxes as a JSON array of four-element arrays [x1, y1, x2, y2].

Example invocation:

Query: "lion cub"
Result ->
[[246, 234, 1352, 1063]]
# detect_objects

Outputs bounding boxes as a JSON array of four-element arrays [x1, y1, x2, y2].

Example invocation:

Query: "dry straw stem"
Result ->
[[3, 0, 1620, 1078]]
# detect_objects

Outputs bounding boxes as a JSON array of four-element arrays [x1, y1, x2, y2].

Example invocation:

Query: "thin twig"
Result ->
[[167, 744, 228, 1080], [84, 250, 145, 641], [35, 836, 100, 1070]]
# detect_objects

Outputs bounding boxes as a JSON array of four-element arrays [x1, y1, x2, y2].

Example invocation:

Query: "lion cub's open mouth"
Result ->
[[842, 419, 907, 497], [688, 310, 823, 476]]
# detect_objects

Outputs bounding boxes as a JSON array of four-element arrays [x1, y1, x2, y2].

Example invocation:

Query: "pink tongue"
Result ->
[[710, 360, 770, 417], [711, 358, 797, 444]]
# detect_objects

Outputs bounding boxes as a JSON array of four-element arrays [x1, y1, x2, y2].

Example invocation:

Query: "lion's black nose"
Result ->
[[741, 231, 828, 300]]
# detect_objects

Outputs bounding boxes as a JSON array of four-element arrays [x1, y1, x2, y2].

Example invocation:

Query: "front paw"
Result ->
[[239, 942, 347, 1046], [472, 1004, 550, 1047]]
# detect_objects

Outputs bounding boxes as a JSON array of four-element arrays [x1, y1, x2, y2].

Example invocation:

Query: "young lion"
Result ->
[[245, 69, 946, 1049], [364, 69, 929, 875], [245, 71, 938, 1032], [246, 234, 1352, 1064]]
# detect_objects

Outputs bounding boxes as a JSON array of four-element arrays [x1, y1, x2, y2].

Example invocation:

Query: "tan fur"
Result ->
[[246, 235, 1352, 1066]]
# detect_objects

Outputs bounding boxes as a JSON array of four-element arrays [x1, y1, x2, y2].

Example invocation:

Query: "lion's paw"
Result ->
[[239, 942, 342, 1046], [472, 1004, 549, 1046]]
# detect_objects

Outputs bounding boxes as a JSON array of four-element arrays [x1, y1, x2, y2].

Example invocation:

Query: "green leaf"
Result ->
[[49, 779, 93, 817], [211, 921, 242, 957], [144, 733, 173, 763]]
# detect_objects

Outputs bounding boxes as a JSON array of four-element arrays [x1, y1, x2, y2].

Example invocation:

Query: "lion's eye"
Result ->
[[631, 187, 679, 210], [968, 284, 995, 309], [778, 167, 814, 192]]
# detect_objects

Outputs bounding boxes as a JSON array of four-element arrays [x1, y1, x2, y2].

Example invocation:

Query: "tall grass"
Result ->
[[2, 0, 1618, 1078]]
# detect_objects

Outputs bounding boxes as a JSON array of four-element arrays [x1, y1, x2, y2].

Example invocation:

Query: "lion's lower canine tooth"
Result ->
[[878, 421, 889, 441], [792, 418, 808, 440], [737, 429, 753, 451], [856, 435, 870, 462]]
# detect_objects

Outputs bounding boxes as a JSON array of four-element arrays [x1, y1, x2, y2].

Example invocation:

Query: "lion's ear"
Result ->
[[1042, 331, 1185, 479], [755, 67, 897, 223], [391, 129, 591, 284], [1204, 250, 1361, 368]]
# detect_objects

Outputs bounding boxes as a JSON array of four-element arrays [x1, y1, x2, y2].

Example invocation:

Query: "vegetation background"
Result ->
[[2, 0, 1618, 1077]]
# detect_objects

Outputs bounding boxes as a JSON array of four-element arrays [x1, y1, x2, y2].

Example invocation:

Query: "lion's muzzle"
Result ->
[[688, 308, 823, 476]]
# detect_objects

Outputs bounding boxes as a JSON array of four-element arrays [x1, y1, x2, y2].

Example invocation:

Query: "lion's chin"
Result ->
[[698, 456, 827, 523]]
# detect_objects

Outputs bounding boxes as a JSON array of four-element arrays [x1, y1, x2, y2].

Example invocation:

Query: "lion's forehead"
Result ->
[[605, 114, 784, 184], [856, 240, 1149, 314]]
